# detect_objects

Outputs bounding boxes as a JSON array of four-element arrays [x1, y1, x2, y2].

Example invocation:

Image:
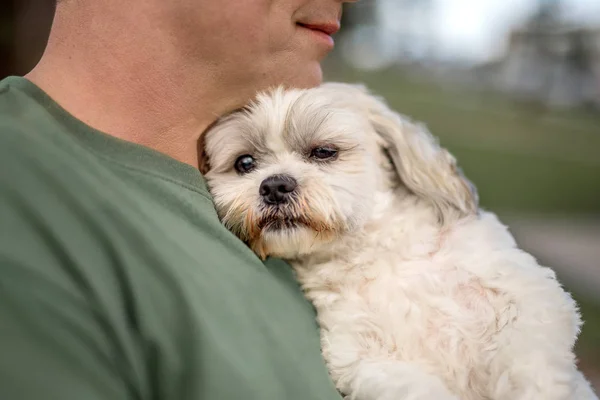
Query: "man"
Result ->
[[0, 0, 354, 399]]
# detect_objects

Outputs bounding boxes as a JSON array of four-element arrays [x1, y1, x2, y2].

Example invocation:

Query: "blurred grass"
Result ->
[[576, 295, 600, 361], [324, 66, 600, 215], [325, 65, 600, 366]]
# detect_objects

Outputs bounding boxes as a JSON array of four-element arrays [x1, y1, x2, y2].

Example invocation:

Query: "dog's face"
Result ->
[[202, 83, 478, 259], [202, 87, 381, 259]]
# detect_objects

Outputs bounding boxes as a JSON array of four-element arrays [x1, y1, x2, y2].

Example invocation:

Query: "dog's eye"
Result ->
[[310, 146, 338, 160], [234, 155, 256, 174]]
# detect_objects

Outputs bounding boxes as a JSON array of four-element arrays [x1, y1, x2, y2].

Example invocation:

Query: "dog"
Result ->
[[200, 82, 598, 400]]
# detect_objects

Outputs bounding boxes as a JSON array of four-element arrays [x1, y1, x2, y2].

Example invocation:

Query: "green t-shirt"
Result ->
[[0, 76, 341, 400]]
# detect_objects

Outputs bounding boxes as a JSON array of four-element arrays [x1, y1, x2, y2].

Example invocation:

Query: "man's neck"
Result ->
[[26, 5, 233, 168]]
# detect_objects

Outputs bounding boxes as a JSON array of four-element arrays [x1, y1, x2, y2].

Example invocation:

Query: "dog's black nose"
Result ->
[[259, 175, 297, 205]]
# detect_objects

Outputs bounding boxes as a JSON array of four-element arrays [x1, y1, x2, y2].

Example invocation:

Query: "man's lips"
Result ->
[[297, 22, 340, 36], [297, 22, 340, 48]]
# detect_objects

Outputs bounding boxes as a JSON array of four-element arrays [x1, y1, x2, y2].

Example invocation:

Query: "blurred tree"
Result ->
[[566, 30, 592, 74], [337, 0, 438, 68], [340, 0, 377, 31], [333, 0, 380, 68], [524, 0, 564, 109], [531, 0, 563, 29], [565, 29, 597, 108]]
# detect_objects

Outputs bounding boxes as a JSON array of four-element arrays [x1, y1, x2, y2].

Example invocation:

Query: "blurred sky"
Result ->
[[372, 0, 600, 65]]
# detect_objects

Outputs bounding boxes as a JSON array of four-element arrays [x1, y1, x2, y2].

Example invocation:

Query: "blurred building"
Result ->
[[336, 0, 600, 111], [472, 0, 600, 109], [479, 25, 600, 109]]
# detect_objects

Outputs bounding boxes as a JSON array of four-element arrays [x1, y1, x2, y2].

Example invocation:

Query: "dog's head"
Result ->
[[201, 83, 478, 259]]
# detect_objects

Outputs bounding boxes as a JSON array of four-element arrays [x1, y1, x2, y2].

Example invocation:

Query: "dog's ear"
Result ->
[[321, 83, 478, 224], [199, 106, 254, 176], [372, 110, 479, 223]]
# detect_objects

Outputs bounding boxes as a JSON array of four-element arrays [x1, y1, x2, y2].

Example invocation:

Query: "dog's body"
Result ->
[[202, 83, 598, 400], [295, 190, 591, 400]]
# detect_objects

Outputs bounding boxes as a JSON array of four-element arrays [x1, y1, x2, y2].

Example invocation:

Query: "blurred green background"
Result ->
[[3, 0, 599, 391]]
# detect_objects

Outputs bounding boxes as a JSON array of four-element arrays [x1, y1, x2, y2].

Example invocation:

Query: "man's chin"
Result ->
[[277, 62, 323, 90], [298, 63, 324, 88], [301, 62, 324, 88]]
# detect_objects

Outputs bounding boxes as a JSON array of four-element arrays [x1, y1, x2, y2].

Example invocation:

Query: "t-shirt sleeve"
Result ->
[[0, 127, 135, 400]]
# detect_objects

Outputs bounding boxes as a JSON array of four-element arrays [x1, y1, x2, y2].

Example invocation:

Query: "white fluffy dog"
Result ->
[[200, 82, 598, 400]]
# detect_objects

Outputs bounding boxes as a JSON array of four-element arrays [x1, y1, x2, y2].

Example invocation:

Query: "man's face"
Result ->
[[166, 0, 354, 105]]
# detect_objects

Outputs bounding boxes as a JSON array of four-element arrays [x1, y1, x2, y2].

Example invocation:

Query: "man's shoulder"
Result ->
[[0, 77, 123, 201], [0, 82, 341, 400], [0, 114, 57, 159], [0, 76, 51, 128], [0, 105, 87, 201], [0, 77, 73, 164]]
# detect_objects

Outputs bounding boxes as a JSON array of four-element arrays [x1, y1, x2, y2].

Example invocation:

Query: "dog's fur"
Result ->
[[201, 82, 598, 400]]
